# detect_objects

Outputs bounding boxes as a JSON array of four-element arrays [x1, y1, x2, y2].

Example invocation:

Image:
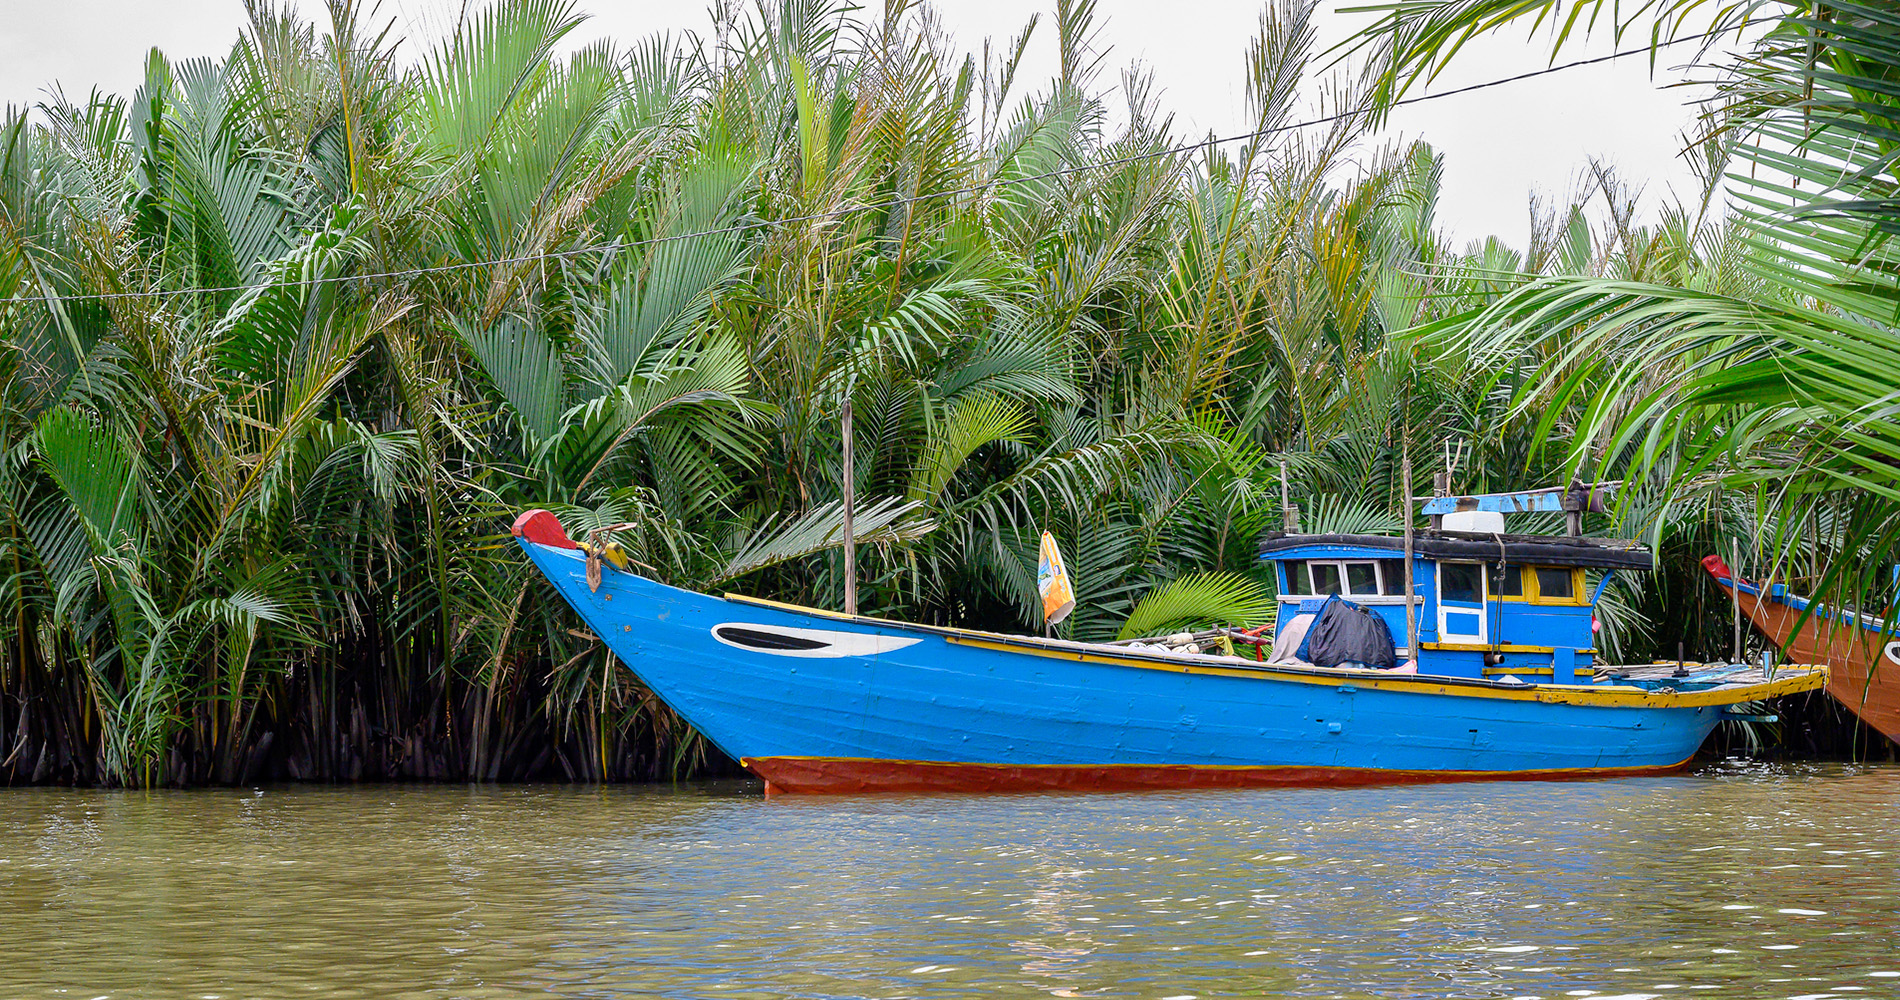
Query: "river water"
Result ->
[[0, 761, 1894, 1000]]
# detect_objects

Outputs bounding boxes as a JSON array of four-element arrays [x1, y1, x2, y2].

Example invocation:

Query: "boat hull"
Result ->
[[1703, 556, 1900, 744], [514, 513, 1815, 793]]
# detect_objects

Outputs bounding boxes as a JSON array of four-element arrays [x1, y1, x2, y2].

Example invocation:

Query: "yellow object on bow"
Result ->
[[1037, 530, 1075, 627], [579, 539, 631, 571]]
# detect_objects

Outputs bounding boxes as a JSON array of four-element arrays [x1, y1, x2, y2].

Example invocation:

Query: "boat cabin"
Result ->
[[1256, 488, 1654, 684]]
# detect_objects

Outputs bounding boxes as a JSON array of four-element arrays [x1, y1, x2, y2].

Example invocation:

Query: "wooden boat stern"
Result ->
[[1702, 555, 1899, 744]]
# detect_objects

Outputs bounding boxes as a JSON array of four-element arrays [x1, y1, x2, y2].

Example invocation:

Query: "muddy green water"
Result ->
[[0, 762, 1894, 999]]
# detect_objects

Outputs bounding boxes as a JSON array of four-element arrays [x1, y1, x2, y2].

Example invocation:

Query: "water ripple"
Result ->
[[0, 761, 1894, 998]]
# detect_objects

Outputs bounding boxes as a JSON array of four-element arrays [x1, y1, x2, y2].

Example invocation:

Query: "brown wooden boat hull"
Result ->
[[1703, 556, 1900, 744]]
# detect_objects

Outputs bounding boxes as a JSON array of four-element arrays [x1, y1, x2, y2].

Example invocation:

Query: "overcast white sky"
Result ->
[[0, 0, 1724, 245]]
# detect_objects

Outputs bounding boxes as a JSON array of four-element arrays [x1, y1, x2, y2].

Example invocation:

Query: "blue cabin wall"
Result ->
[[1492, 604, 1593, 652], [1266, 545, 1603, 684]]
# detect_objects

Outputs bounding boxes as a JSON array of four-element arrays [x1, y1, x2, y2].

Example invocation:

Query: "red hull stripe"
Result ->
[[742, 756, 1692, 794]]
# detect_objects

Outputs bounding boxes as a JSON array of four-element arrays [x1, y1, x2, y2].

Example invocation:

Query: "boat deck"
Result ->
[[1594, 662, 1799, 686]]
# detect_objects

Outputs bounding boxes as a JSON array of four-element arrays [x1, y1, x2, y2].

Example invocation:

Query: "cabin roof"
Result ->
[[1256, 531, 1654, 571]]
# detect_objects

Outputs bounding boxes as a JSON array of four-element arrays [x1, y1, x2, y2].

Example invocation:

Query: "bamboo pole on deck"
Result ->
[[1733, 538, 1743, 664], [1402, 437, 1418, 664], [842, 399, 858, 617]]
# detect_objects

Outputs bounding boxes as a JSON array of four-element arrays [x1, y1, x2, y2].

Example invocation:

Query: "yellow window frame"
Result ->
[[1495, 565, 1531, 602], [1494, 566, 1587, 605], [1527, 566, 1587, 605]]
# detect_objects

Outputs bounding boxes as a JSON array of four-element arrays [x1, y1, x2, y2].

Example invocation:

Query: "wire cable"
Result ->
[[0, 29, 1725, 307]]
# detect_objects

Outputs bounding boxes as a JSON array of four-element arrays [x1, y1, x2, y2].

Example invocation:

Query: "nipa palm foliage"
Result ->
[[0, 0, 1787, 786], [1361, 0, 1900, 635]]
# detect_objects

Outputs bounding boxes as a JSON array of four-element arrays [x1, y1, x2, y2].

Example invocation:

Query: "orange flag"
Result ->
[[1037, 530, 1075, 627]]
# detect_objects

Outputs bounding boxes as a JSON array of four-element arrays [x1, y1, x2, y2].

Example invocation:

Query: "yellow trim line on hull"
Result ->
[[942, 636, 1820, 708]]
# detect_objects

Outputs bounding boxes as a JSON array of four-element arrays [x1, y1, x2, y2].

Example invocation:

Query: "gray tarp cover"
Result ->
[[1268, 613, 1315, 665], [1303, 596, 1397, 669]]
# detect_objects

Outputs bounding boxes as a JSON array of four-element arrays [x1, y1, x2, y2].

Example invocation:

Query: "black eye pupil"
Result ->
[[713, 626, 830, 651]]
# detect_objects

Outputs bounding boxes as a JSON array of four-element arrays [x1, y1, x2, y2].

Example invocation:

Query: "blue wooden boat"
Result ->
[[512, 492, 1823, 794]]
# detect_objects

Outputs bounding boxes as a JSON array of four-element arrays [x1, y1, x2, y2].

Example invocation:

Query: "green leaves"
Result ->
[[1117, 571, 1275, 641], [575, 150, 756, 390], [417, 0, 585, 157], [716, 496, 936, 585], [462, 314, 568, 444], [35, 405, 141, 556], [1303, 493, 1406, 535], [1346, 0, 1770, 108], [906, 394, 1032, 502]]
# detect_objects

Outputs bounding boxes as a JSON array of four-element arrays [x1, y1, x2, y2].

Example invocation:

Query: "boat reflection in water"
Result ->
[[514, 485, 1822, 794]]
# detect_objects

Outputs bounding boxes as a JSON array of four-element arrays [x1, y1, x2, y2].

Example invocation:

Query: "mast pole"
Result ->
[[1402, 436, 1418, 665], [1280, 460, 1298, 533], [842, 399, 858, 617], [1732, 538, 1743, 664]]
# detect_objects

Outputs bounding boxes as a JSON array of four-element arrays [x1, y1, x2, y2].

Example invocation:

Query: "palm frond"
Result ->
[[715, 496, 936, 584], [1301, 493, 1404, 535], [1117, 571, 1275, 640], [460, 314, 567, 444], [906, 394, 1031, 502]]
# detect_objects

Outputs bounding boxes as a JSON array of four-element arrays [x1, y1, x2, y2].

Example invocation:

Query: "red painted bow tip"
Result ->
[[512, 509, 577, 549]]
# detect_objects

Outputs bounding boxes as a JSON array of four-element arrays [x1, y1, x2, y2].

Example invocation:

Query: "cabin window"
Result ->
[[1281, 559, 1406, 598], [1455, 562, 1585, 603], [1532, 567, 1582, 604], [1441, 562, 1483, 604], [1378, 559, 1408, 596], [1280, 560, 1308, 594], [1311, 563, 1343, 595], [1346, 563, 1379, 595]]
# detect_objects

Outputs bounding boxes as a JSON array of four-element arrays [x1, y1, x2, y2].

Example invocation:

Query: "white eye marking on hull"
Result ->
[[1884, 640, 1900, 667], [710, 622, 923, 658]]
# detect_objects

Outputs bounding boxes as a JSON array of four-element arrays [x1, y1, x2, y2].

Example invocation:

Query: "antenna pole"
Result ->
[[1280, 460, 1299, 533], [1431, 458, 1449, 532], [842, 399, 858, 617]]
